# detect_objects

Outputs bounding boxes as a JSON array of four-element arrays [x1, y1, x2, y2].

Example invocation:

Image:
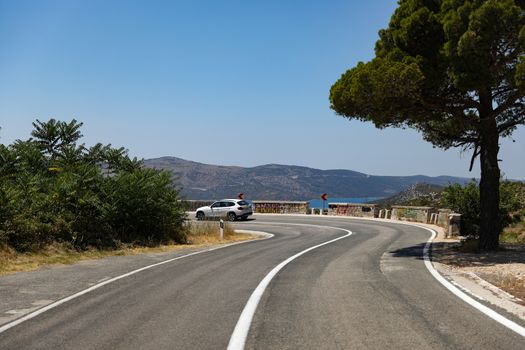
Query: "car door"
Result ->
[[224, 201, 236, 217], [210, 201, 223, 218]]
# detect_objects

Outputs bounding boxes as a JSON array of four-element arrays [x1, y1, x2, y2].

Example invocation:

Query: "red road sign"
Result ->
[[321, 193, 328, 201], [238, 193, 244, 200]]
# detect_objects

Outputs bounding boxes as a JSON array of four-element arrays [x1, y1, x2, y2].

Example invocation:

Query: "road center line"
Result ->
[[256, 215, 525, 337], [227, 224, 353, 350]]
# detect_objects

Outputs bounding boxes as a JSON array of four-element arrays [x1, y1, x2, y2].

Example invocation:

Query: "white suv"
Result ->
[[195, 199, 253, 221]]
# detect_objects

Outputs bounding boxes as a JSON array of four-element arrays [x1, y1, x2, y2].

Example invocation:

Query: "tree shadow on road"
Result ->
[[389, 241, 525, 268], [388, 243, 426, 260]]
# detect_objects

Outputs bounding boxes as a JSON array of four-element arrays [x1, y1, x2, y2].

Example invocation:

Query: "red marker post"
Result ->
[[321, 193, 328, 215]]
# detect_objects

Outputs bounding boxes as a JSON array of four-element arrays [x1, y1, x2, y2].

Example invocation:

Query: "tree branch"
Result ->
[[493, 92, 521, 116], [497, 115, 525, 133], [469, 143, 481, 172]]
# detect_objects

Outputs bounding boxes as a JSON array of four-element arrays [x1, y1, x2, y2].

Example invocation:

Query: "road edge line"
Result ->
[[0, 233, 273, 334], [249, 215, 525, 337], [227, 225, 352, 350], [416, 224, 525, 338]]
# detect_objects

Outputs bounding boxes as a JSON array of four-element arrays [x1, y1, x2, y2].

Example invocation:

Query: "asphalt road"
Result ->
[[1, 215, 524, 349]]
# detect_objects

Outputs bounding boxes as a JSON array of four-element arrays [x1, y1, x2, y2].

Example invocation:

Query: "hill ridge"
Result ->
[[143, 156, 469, 200]]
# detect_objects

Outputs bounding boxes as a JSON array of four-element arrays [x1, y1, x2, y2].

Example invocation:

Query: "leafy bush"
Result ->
[[442, 182, 480, 237], [0, 119, 187, 251], [102, 169, 187, 245], [443, 180, 525, 237]]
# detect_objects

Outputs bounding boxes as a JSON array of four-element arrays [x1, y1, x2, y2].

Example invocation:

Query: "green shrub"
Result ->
[[102, 169, 187, 245], [442, 182, 480, 237], [0, 119, 187, 251], [443, 180, 525, 237]]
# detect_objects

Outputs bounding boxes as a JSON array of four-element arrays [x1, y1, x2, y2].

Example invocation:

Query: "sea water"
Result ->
[[309, 197, 383, 209]]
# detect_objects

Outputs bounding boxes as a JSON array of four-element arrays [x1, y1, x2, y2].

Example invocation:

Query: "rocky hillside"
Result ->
[[143, 157, 468, 201], [372, 183, 446, 207]]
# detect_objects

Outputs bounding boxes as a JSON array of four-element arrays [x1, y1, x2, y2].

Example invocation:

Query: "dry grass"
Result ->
[[477, 271, 525, 305], [0, 243, 130, 276], [0, 222, 256, 276], [502, 219, 525, 244], [432, 240, 525, 304], [185, 221, 254, 244]]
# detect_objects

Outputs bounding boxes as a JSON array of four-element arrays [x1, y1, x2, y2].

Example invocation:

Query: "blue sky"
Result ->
[[1, 0, 523, 179]]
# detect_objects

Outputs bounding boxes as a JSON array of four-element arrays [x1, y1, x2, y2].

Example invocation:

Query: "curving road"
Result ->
[[1, 215, 524, 349]]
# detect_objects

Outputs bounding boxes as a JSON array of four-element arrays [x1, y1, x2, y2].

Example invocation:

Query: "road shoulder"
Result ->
[[0, 232, 266, 328], [430, 227, 525, 321]]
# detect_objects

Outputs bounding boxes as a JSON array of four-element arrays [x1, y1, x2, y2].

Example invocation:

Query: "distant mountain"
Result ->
[[143, 157, 470, 201]]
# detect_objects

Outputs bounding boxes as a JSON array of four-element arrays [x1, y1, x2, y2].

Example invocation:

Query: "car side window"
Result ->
[[226, 202, 235, 207], [211, 202, 221, 208]]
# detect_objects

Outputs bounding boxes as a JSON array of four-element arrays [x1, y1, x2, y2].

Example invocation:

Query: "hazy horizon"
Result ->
[[146, 155, 487, 180]]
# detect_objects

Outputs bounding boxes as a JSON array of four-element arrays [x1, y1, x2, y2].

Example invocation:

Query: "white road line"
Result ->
[[259, 215, 525, 337], [227, 225, 352, 350], [0, 234, 273, 335], [235, 217, 525, 342], [416, 224, 525, 338]]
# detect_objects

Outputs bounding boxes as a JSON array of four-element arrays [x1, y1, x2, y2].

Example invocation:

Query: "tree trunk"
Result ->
[[478, 105, 501, 251]]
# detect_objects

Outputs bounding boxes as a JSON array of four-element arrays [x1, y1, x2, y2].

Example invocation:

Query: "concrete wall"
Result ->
[[327, 203, 378, 218], [253, 201, 309, 214], [388, 206, 461, 236], [437, 209, 452, 228], [436, 209, 461, 237], [391, 206, 435, 223]]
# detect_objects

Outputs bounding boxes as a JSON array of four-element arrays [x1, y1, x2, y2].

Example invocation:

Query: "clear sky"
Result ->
[[1, 0, 523, 179]]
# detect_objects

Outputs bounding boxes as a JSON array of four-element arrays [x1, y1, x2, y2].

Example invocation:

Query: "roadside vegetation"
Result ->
[[379, 181, 525, 245], [0, 119, 190, 254], [0, 220, 255, 275], [443, 181, 525, 244], [185, 220, 253, 244], [0, 119, 255, 275]]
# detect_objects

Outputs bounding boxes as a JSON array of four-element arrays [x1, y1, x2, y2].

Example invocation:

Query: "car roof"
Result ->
[[219, 199, 242, 201]]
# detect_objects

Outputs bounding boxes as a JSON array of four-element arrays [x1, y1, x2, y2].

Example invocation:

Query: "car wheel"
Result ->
[[196, 211, 205, 221], [227, 212, 237, 221]]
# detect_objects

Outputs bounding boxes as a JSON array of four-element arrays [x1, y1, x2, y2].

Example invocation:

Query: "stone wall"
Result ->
[[437, 209, 452, 228], [388, 206, 461, 236], [327, 203, 378, 218], [391, 206, 435, 223], [253, 201, 309, 214]]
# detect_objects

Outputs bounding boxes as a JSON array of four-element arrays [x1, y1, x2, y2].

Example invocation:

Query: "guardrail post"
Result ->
[[219, 219, 224, 240]]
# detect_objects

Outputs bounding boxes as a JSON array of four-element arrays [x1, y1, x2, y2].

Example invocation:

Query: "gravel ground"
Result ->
[[431, 238, 525, 306]]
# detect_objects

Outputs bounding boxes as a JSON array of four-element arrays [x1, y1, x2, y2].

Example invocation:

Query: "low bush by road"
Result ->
[[0, 119, 187, 252], [0, 220, 253, 275]]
